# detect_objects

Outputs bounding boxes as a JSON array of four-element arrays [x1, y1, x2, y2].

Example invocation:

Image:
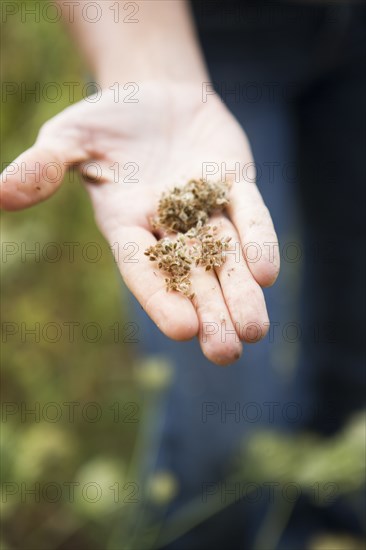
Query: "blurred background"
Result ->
[[1, 2, 365, 549]]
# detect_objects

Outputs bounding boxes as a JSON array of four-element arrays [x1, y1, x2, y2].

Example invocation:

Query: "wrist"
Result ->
[[95, 77, 215, 109], [95, 59, 209, 90]]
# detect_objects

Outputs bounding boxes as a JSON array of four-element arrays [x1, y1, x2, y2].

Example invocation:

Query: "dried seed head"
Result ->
[[146, 179, 231, 298], [152, 179, 230, 234]]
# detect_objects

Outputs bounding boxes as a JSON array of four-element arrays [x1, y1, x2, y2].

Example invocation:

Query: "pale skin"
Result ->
[[0, 1, 280, 365]]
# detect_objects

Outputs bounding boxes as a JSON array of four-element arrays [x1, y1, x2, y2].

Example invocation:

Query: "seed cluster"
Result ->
[[152, 178, 229, 233], [145, 179, 231, 299]]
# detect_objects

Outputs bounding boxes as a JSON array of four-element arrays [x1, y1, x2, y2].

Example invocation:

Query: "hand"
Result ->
[[0, 82, 280, 365]]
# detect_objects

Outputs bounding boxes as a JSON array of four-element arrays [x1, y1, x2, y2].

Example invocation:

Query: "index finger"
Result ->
[[108, 225, 199, 342]]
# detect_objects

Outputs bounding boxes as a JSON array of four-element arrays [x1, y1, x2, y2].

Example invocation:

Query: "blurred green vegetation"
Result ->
[[1, 2, 365, 550], [1, 3, 148, 548]]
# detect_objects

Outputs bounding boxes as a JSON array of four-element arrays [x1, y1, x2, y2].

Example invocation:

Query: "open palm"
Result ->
[[1, 83, 279, 365]]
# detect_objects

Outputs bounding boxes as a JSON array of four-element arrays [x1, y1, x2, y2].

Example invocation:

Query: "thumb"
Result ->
[[1, 119, 89, 211]]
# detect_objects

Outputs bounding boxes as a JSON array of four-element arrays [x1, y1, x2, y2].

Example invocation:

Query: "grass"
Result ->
[[1, 4, 144, 548]]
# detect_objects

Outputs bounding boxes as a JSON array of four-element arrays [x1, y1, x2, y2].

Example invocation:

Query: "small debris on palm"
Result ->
[[145, 179, 231, 299]]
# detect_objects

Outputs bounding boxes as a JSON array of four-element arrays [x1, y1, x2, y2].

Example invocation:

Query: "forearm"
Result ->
[[56, 0, 209, 87]]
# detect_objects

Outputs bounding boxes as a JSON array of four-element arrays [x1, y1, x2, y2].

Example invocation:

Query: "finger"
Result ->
[[109, 225, 199, 341], [0, 122, 88, 211], [190, 266, 243, 366], [212, 216, 270, 343], [228, 180, 280, 287]]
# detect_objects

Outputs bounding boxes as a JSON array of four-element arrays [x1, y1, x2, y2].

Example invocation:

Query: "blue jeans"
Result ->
[[125, 3, 366, 548]]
